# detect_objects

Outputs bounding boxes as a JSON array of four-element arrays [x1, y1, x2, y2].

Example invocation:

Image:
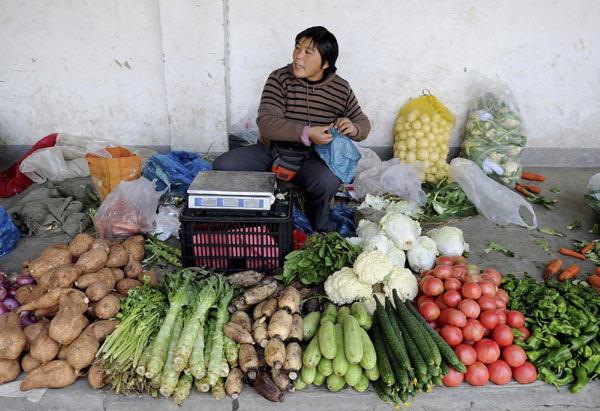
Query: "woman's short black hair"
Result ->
[[295, 26, 338, 77]]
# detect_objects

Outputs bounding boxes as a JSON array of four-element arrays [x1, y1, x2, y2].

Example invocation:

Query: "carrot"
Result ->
[[596, 266, 600, 276], [559, 248, 586, 260], [515, 185, 527, 196], [519, 184, 541, 194], [521, 172, 546, 182], [543, 258, 563, 280], [588, 274, 600, 287], [581, 242, 595, 254], [558, 265, 580, 281]]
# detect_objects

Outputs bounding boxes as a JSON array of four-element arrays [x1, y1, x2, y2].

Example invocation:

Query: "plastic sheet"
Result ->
[[0, 205, 20, 258], [143, 151, 212, 194]]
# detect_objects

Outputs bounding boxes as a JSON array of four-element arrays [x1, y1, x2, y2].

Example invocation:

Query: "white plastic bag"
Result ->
[[151, 205, 182, 241], [449, 157, 536, 228], [584, 173, 600, 218]]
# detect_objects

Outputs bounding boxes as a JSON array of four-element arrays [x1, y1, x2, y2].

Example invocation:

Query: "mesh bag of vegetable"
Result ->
[[460, 84, 527, 187], [584, 173, 600, 219], [393, 92, 455, 184]]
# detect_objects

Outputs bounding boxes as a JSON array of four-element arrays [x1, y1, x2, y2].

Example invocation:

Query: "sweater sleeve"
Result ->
[[344, 89, 371, 142], [256, 71, 305, 144]]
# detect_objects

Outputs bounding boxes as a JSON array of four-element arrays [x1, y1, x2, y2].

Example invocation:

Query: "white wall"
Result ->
[[1, 0, 599, 158]]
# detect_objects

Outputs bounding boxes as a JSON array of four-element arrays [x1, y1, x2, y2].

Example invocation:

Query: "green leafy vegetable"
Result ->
[[567, 219, 582, 230], [538, 227, 564, 238], [574, 239, 600, 265], [550, 188, 560, 194], [484, 242, 514, 257], [420, 177, 478, 222], [520, 187, 558, 209], [590, 224, 600, 234], [536, 239, 550, 251]]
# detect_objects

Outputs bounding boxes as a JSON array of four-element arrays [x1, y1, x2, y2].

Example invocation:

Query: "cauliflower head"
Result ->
[[324, 267, 372, 305], [361, 292, 387, 316], [407, 236, 437, 273], [383, 266, 418, 301], [353, 250, 393, 285]]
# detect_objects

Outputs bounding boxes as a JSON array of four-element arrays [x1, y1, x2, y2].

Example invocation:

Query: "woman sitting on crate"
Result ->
[[213, 26, 371, 233]]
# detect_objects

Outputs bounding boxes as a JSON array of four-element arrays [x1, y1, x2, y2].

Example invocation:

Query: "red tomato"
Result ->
[[435, 294, 449, 310], [482, 268, 502, 286], [443, 290, 462, 308], [478, 280, 497, 297], [438, 308, 454, 326], [444, 278, 462, 291], [421, 277, 445, 297], [465, 362, 489, 386], [479, 310, 500, 330], [512, 361, 537, 384], [496, 289, 510, 304], [427, 320, 438, 329], [452, 255, 467, 266], [458, 299, 481, 319], [495, 296, 507, 310], [419, 302, 441, 322], [421, 269, 434, 278], [441, 325, 463, 347], [451, 266, 467, 282], [517, 326, 530, 342], [465, 274, 483, 283], [488, 360, 512, 385], [442, 366, 464, 387], [436, 256, 454, 266], [447, 309, 467, 327], [417, 295, 434, 308], [502, 344, 527, 368], [462, 319, 485, 342], [462, 282, 482, 299], [477, 296, 496, 311], [466, 264, 480, 276], [482, 326, 492, 337], [506, 311, 526, 328], [434, 265, 453, 280], [454, 344, 478, 366], [496, 310, 507, 325], [474, 338, 501, 364], [463, 339, 476, 346], [492, 324, 514, 347]]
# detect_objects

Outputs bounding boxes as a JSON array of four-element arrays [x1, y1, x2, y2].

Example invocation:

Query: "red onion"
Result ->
[[16, 274, 35, 287], [1, 279, 10, 291], [2, 298, 19, 311], [21, 313, 36, 326], [19, 310, 31, 320], [7, 286, 18, 299], [0, 286, 6, 301], [0, 302, 8, 316]]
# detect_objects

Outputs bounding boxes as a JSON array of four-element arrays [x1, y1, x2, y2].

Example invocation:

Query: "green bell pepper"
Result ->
[[570, 366, 588, 394]]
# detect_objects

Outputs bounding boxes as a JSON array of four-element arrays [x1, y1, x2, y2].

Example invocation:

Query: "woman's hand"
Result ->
[[309, 123, 334, 145], [334, 117, 358, 137]]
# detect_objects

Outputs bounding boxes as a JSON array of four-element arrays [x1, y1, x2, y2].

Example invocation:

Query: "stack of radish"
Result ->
[[415, 256, 537, 387]]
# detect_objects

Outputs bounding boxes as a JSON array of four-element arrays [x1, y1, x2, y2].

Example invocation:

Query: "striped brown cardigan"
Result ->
[[256, 64, 371, 147]]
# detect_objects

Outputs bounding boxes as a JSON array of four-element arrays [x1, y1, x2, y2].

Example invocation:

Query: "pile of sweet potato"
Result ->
[[0, 233, 158, 390]]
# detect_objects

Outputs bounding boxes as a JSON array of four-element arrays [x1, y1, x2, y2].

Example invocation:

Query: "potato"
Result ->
[[90, 320, 119, 341], [123, 241, 145, 262], [40, 264, 84, 290], [49, 292, 90, 345], [116, 278, 142, 296], [20, 360, 77, 390], [30, 323, 59, 364], [138, 269, 159, 286], [88, 362, 111, 389], [106, 245, 129, 267], [57, 343, 70, 360], [86, 281, 111, 302], [75, 268, 116, 290], [15, 284, 44, 305], [109, 292, 126, 301], [111, 268, 125, 282], [124, 255, 142, 278], [91, 239, 111, 254], [91, 294, 120, 319], [28, 246, 73, 280], [0, 359, 20, 384], [23, 319, 50, 352], [21, 353, 41, 373], [35, 305, 59, 318], [17, 287, 72, 313], [0, 312, 27, 360], [68, 233, 95, 257], [123, 235, 145, 245], [67, 327, 98, 370], [75, 248, 108, 274]]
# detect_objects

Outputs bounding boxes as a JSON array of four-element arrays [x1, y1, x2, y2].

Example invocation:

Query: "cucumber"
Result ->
[[332, 323, 349, 376], [318, 320, 337, 359], [351, 301, 369, 327], [317, 357, 333, 377], [294, 378, 306, 390], [374, 380, 389, 402], [387, 301, 426, 378], [303, 311, 321, 340], [302, 333, 322, 369], [374, 298, 410, 370], [313, 369, 326, 386], [387, 340, 409, 387], [326, 373, 346, 392], [344, 363, 362, 386], [393, 290, 435, 366], [343, 315, 363, 364], [358, 327, 377, 370], [336, 306, 350, 324], [364, 363, 380, 381], [361, 314, 373, 331], [300, 364, 317, 385], [353, 372, 369, 392], [321, 303, 337, 325], [371, 322, 395, 386]]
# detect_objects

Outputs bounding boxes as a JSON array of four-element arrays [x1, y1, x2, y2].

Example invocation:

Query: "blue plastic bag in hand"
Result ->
[[0, 205, 20, 258], [314, 128, 362, 184], [144, 151, 212, 194]]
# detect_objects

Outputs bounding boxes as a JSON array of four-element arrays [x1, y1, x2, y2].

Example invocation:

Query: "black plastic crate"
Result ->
[[179, 190, 293, 273]]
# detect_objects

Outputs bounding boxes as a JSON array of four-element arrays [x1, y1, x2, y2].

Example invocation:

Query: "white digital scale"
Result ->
[[187, 170, 277, 211]]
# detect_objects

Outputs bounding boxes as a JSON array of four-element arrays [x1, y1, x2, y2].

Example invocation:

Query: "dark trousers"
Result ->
[[212, 143, 341, 231]]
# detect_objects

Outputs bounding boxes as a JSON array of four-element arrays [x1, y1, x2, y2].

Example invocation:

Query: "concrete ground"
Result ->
[[1, 166, 600, 410]]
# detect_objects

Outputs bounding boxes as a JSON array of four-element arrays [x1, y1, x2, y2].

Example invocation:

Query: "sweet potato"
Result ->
[[75, 268, 116, 290], [109, 292, 126, 300], [90, 320, 119, 341], [17, 287, 72, 313], [88, 362, 111, 389], [15, 284, 44, 305], [68, 233, 95, 257], [67, 326, 98, 370], [124, 255, 142, 278], [35, 305, 59, 318], [39, 264, 84, 290], [123, 241, 145, 262], [91, 294, 120, 319], [0, 359, 20, 384], [23, 319, 50, 352], [27, 246, 74, 280], [57, 343, 70, 360], [91, 239, 112, 254], [106, 244, 129, 267], [123, 235, 145, 246], [85, 281, 111, 302], [138, 269, 160, 286], [21, 353, 41, 373], [0, 312, 27, 360], [111, 268, 125, 282], [30, 323, 59, 364], [20, 360, 77, 391], [49, 291, 90, 345], [75, 248, 108, 274], [116, 278, 142, 296]]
